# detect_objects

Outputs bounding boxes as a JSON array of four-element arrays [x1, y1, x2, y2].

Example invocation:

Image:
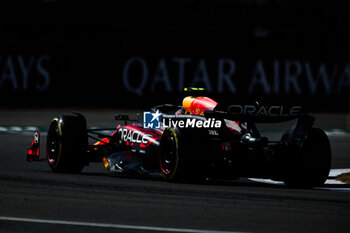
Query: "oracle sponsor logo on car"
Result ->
[[118, 128, 152, 144], [227, 105, 303, 117]]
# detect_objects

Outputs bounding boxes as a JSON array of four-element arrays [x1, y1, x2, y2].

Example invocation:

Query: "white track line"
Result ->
[[0, 216, 246, 233], [249, 169, 350, 192], [329, 168, 350, 177]]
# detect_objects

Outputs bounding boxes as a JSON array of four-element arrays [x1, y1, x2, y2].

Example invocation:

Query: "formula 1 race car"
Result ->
[[27, 88, 331, 187]]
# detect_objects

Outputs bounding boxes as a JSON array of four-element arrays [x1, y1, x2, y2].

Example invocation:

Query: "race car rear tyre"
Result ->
[[46, 115, 88, 173], [159, 127, 209, 181], [283, 128, 331, 188]]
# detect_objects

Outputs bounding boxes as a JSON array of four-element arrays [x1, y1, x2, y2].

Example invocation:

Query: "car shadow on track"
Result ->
[[33, 169, 350, 192]]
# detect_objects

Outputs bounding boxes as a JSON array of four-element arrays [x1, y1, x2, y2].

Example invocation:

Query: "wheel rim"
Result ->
[[47, 121, 60, 165], [159, 131, 178, 175]]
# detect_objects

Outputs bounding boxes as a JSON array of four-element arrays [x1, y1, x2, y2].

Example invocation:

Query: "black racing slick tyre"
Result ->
[[283, 128, 331, 188], [159, 127, 209, 181], [46, 115, 88, 173]]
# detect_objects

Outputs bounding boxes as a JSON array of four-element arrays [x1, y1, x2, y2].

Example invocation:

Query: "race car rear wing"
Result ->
[[206, 103, 314, 143], [205, 103, 307, 123]]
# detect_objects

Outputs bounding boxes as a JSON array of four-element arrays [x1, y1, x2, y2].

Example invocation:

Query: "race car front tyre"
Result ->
[[159, 128, 181, 180], [159, 127, 209, 181], [46, 115, 88, 173], [283, 128, 331, 188]]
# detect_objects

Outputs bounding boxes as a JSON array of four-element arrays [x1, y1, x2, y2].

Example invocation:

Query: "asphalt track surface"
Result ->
[[1, 110, 350, 233]]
